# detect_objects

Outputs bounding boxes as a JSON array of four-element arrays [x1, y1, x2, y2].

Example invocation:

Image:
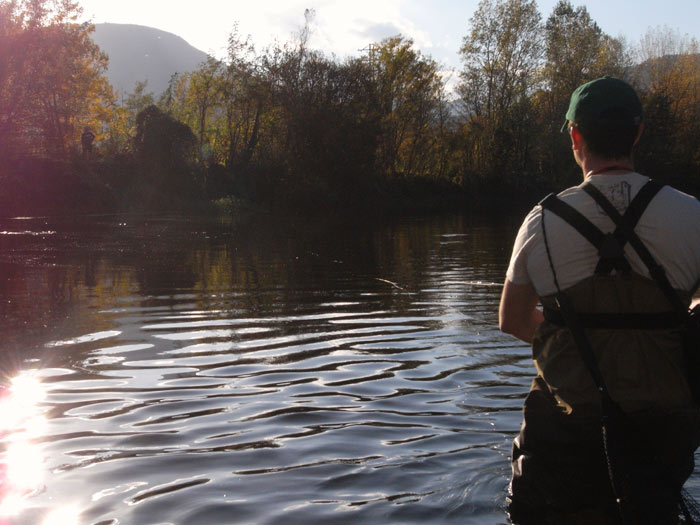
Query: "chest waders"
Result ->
[[538, 179, 700, 524]]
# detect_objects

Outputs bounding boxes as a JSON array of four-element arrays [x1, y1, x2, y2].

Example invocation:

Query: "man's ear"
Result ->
[[634, 123, 644, 145], [569, 125, 584, 151]]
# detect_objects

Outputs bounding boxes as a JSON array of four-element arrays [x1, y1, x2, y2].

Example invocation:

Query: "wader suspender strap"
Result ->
[[540, 180, 697, 523], [538, 193, 630, 274], [539, 179, 665, 276], [539, 201, 614, 399], [582, 181, 688, 316], [588, 180, 664, 274], [540, 198, 631, 520], [539, 179, 670, 394], [539, 178, 669, 399], [584, 181, 700, 408], [539, 180, 681, 330]]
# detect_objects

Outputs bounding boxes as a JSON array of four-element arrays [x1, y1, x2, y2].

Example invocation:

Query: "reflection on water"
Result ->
[[0, 372, 71, 524], [0, 212, 535, 524]]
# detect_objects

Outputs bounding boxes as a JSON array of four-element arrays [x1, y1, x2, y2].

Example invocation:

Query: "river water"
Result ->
[[0, 208, 679, 525]]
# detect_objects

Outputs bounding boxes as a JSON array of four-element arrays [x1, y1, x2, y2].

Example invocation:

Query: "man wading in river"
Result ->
[[499, 76, 700, 523]]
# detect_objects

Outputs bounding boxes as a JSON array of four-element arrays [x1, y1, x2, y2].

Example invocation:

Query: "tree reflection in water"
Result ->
[[0, 212, 527, 524]]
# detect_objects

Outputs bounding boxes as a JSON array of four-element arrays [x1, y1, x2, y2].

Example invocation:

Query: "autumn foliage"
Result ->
[[0, 0, 113, 160], [1, 0, 699, 215]]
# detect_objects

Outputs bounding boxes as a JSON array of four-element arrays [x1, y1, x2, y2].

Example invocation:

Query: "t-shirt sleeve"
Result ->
[[506, 206, 542, 285], [634, 186, 700, 293]]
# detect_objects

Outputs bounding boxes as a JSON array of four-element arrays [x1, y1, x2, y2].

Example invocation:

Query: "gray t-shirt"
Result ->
[[507, 172, 700, 297]]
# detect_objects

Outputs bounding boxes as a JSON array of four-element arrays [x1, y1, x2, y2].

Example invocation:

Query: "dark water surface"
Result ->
[[0, 210, 556, 524]]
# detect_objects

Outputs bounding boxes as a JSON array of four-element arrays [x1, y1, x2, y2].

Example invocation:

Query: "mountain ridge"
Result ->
[[91, 23, 210, 97]]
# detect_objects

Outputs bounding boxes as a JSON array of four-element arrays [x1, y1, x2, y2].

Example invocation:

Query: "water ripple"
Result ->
[[2, 215, 532, 524]]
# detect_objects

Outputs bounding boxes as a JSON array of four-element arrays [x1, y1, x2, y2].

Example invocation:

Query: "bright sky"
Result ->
[[78, 0, 700, 76]]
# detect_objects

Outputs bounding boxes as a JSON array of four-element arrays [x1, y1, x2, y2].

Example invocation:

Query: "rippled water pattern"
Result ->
[[0, 213, 584, 523]]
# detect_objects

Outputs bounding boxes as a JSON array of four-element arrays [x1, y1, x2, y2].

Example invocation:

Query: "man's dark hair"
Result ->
[[575, 107, 640, 159]]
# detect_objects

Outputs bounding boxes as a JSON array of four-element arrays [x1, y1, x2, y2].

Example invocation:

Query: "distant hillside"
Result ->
[[91, 23, 210, 97], [633, 53, 700, 91]]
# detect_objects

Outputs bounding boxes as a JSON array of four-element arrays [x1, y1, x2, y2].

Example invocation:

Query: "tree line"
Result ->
[[1, 0, 699, 214]]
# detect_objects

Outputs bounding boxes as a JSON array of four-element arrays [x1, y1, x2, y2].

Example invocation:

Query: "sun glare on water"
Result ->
[[42, 504, 81, 525], [0, 372, 80, 524]]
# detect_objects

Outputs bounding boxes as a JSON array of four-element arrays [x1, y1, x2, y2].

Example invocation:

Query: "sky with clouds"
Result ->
[[78, 0, 700, 77]]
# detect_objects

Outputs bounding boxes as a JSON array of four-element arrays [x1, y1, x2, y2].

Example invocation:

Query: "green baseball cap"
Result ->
[[561, 76, 643, 132]]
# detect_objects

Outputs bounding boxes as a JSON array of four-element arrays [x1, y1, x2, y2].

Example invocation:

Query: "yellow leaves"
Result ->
[[638, 28, 700, 127], [0, 0, 113, 157], [370, 36, 445, 176]]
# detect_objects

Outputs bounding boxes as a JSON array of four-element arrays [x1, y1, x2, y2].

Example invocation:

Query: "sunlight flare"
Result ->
[[42, 504, 81, 525], [0, 371, 49, 519]]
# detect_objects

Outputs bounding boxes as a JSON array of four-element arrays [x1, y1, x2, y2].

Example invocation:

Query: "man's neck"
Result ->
[[580, 156, 635, 179]]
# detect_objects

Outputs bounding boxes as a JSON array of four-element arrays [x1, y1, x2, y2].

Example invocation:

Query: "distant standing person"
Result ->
[[81, 127, 96, 157], [499, 76, 700, 522]]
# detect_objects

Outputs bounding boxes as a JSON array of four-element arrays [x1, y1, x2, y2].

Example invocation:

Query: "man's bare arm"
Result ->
[[499, 279, 543, 344]]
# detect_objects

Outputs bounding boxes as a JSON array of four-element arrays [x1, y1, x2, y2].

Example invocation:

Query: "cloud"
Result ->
[[353, 21, 405, 41], [302, 0, 433, 60], [80, 0, 434, 62]]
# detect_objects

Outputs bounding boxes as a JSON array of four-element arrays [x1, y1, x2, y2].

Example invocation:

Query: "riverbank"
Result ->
[[0, 156, 555, 220], [0, 157, 115, 217], [0, 157, 209, 218]]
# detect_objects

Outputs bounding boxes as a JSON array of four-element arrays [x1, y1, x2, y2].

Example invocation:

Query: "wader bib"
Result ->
[[509, 180, 700, 524]]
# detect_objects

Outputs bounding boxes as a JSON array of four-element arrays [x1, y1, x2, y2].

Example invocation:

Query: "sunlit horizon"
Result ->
[[77, 0, 700, 73]]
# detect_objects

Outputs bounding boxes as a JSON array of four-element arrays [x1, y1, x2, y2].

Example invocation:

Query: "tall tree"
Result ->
[[459, 0, 542, 120], [634, 27, 700, 189], [535, 0, 629, 183], [457, 0, 542, 187], [0, 0, 112, 159], [544, 1, 605, 98], [97, 81, 153, 156], [371, 35, 445, 177], [184, 56, 223, 164], [219, 26, 266, 172]]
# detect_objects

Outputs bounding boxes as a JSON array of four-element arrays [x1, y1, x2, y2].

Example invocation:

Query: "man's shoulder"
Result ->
[[549, 182, 590, 208], [655, 182, 700, 204], [628, 179, 700, 215], [550, 174, 699, 211]]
